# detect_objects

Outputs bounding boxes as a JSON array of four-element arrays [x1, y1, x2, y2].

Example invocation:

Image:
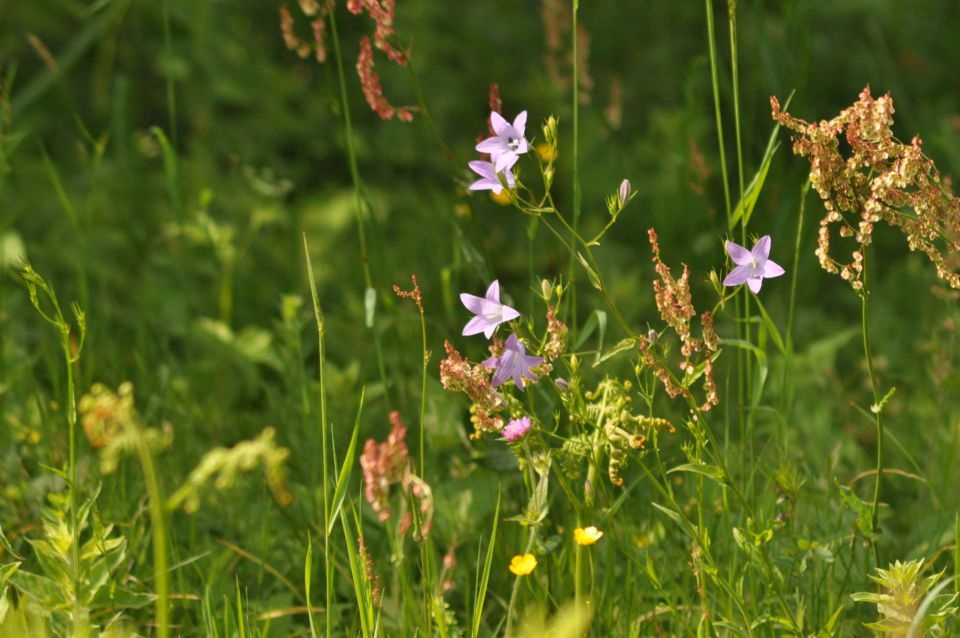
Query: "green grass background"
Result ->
[[3, 0, 960, 635]]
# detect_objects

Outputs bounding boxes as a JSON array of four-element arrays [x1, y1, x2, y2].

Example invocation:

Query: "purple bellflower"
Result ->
[[467, 160, 515, 195], [476, 111, 529, 172], [502, 416, 532, 442], [483, 333, 543, 390], [460, 280, 521, 339], [722, 235, 785, 294]]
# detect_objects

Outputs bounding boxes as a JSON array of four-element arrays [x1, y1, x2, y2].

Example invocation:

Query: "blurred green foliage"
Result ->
[[3, 0, 960, 634]]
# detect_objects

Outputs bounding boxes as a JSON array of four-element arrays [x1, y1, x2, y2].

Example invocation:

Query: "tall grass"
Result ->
[[2, 1, 960, 636]]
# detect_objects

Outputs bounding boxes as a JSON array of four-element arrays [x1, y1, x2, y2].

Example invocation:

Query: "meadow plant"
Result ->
[[6, 1, 960, 637], [772, 87, 960, 292]]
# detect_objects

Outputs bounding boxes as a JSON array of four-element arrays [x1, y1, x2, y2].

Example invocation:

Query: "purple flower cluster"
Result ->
[[468, 111, 529, 195], [458, 278, 541, 442], [459, 280, 541, 390]]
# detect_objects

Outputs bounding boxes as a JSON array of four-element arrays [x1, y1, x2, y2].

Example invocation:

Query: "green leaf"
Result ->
[[592, 338, 636, 367], [719, 338, 768, 408], [574, 309, 607, 353], [729, 103, 789, 230], [667, 463, 725, 483], [150, 126, 182, 219], [304, 538, 318, 638], [340, 507, 374, 638], [650, 501, 683, 526], [836, 480, 876, 541], [470, 489, 501, 638], [576, 252, 603, 290], [752, 294, 786, 356], [327, 387, 365, 536]]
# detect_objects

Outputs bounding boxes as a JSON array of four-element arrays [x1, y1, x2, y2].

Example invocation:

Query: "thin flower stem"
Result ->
[[781, 181, 810, 426], [24, 272, 84, 632], [303, 234, 333, 638], [326, 1, 393, 409], [131, 423, 170, 638], [505, 526, 538, 636], [728, 0, 746, 229], [860, 247, 884, 567], [540, 214, 633, 338], [65, 330, 81, 633], [574, 517, 583, 607], [704, 0, 732, 221], [727, 1, 754, 456], [705, 0, 750, 459], [386, 522, 419, 630], [568, 0, 582, 338], [418, 306, 428, 479]]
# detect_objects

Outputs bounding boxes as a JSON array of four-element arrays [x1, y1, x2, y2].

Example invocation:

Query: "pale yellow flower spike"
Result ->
[[508, 553, 538, 576], [574, 526, 604, 546]]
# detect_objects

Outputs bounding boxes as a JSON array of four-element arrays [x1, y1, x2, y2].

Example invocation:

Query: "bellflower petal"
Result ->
[[747, 277, 763, 294], [462, 316, 489, 337], [490, 111, 510, 136], [500, 305, 521, 322], [460, 292, 486, 314], [461, 280, 520, 339], [763, 260, 785, 278], [725, 241, 753, 266], [476, 138, 506, 155], [723, 265, 753, 287], [494, 152, 519, 173], [467, 161, 514, 194], [751, 235, 772, 260], [485, 280, 501, 303], [483, 333, 543, 390], [513, 111, 527, 136]]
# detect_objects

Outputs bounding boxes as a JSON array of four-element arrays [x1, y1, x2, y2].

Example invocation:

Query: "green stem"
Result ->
[[728, 0, 746, 225], [134, 426, 169, 638], [781, 181, 809, 422], [64, 333, 80, 632], [162, 0, 177, 147], [303, 234, 333, 638], [860, 248, 884, 566], [326, 1, 393, 408], [418, 305, 428, 479], [568, 0, 582, 337], [505, 526, 538, 636], [727, 0, 753, 433], [704, 0, 732, 222]]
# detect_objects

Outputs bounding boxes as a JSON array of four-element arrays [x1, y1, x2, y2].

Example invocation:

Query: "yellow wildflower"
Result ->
[[536, 142, 557, 163], [574, 526, 604, 546], [508, 553, 538, 576], [490, 189, 511, 206]]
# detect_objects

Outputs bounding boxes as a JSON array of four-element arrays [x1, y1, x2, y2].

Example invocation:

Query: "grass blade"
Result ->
[[328, 387, 366, 536]]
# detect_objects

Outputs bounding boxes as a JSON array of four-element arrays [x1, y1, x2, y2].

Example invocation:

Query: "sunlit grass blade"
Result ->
[[340, 506, 374, 638], [328, 387, 365, 536], [470, 488, 501, 638], [305, 537, 318, 638], [150, 126, 182, 224]]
